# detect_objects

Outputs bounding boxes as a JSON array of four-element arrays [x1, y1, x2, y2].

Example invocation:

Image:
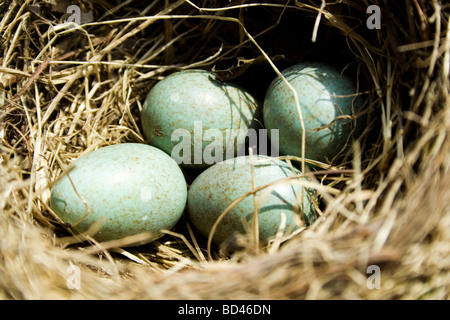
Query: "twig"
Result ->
[[10, 57, 51, 101]]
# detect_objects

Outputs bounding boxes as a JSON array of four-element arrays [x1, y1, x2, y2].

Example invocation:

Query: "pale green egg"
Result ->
[[50, 143, 187, 243], [263, 62, 363, 163], [187, 155, 315, 245], [141, 69, 260, 169]]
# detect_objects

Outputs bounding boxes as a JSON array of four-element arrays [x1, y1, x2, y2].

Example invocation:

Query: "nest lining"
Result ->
[[0, 0, 449, 299]]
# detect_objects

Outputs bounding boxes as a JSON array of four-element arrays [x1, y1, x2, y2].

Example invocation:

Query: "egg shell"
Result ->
[[50, 143, 187, 243], [141, 69, 260, 169], [187, 155, 315, 245], [263, 62, 363, 163]]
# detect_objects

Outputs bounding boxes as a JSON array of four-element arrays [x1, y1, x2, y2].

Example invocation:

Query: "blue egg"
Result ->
[[263, 62, 363, 163], [141, 69, 260, 169], [187, 155, 315, 245], [50, 143, 187, 243]]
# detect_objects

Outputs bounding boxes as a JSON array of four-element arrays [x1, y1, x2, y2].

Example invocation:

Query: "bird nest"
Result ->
[[0, 0, 449, 299]]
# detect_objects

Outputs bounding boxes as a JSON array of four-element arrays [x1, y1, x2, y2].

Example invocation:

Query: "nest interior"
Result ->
[[0, 0, 449, 299]]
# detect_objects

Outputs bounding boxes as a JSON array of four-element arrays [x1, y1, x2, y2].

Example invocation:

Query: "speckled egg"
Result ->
[[187, 155, 315, 245], [263, 62, 363, 163], [141, 69, 260, 169], [50, 143, 187, 243]]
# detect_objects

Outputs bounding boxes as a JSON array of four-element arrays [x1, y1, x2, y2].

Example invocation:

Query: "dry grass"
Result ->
[[0, 0, 449, 299]]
